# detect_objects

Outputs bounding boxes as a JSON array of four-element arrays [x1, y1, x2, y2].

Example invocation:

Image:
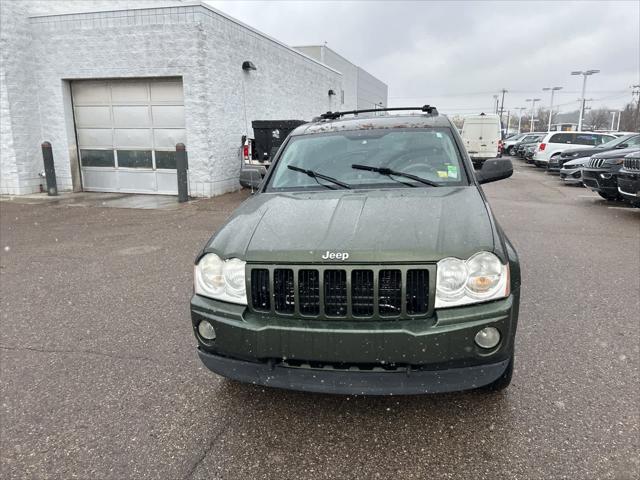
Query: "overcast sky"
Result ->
[[206, 0, 639, 118]]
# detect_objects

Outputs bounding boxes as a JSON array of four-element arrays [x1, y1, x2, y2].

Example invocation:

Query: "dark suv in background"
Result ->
[[582, 147, 640, 201], [617, 151, 640, 206], [549, 133, 640, 172]]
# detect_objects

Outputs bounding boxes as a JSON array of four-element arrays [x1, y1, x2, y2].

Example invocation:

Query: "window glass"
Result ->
[[80, 149, 115, 167], [550, 133, 572, 144], [268, 128, 466, 191], [625, 135, 640, 147], [155, 151, 177, 169], [117, 150, 152, 168]]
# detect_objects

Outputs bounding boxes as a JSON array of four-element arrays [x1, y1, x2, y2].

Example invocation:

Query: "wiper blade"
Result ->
[[351, 164, 439, 187], [287, 165, 351, 189]]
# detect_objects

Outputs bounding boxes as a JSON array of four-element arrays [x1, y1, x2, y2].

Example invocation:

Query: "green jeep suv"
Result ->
[[191, 106, 521, 395]]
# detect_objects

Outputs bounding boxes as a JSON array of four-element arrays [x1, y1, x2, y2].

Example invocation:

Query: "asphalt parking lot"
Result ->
[[1, 160, 638, 480]]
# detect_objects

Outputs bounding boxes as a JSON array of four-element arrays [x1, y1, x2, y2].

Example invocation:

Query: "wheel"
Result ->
[[508, 146, 516, 156], [482, 355, 513, 392], [598, 191, 620, 201]]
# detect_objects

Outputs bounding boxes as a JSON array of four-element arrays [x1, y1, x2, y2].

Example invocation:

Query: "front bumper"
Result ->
[[582, 168, 618, 195], [191, 293, 519, 394], [617, 169, 640, 205], [560, 168, 583, 184]]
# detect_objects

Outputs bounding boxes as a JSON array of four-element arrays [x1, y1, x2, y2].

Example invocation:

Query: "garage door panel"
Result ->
[[154, 128, 186, 148], [113, 106, 150, 127], [72, 82, 110, 104], [75, 106, 111, 127], [77, 128, 113, 148], [114, 129, 152, 148], [82, 168, 117, 191], [111, 82, 149, 103], [117, 170, 157, 192], [156, 171, 178, 194], [151, 105, 184, 127], [150, 81, 183, 102]]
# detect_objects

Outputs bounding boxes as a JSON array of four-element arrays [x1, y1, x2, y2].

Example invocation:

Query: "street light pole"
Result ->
[[516, 107, 526, 133], [543, 86, 563, 132], [571, 69, 600, 131], [498, 88, 507, 125], [525, 98, 541, 132], [610, 111, 616, 131], [493, 95, 499, 114]]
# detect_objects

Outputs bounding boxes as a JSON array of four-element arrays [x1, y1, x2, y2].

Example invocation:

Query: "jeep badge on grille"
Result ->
[[322, 251, 350, 260]]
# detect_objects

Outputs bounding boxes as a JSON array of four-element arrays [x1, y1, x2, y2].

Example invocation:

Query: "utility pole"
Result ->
[[493, 95, 499, 114], [543, 86, 563, 132], [571, 69, 600, 131], [516, 107, 526, 133], [526, 98, 541, 132], [498, 88, 507, 125]]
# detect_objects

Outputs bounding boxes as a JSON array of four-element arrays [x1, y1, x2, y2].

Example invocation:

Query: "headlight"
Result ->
[[605, 158, 624, 165], [435, 252, 509, 308], [194, 253, 247, 304]]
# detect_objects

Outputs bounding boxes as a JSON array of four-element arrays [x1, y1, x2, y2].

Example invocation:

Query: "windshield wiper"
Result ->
[[287, 165, 351, 189], [351, 164, 439, 187]]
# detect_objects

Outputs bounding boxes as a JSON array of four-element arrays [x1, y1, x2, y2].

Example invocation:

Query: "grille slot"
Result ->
[[273, 269, 294, 313], [250, 269, 270, 311], [406, 269, 429, 314], [351, 270, 374, 316], [624, 157, 640, 171], [298, 269, 320, 315], [378, 269, 402, 316], [324, 270, 347, 316]]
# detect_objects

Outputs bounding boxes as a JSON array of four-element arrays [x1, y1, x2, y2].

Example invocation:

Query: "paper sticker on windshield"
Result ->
[[447, 165, 458, 178], [437, 171, 448, 178]]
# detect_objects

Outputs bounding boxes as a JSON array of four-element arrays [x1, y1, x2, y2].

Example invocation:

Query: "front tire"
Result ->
[[508, 146, 516, 156], [483, 355, 513, 392]]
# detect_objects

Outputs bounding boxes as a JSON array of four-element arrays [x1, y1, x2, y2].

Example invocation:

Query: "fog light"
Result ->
[[600, 173, 612, 180], [475, 327, 500, 349], [198, 320, 216, 341]]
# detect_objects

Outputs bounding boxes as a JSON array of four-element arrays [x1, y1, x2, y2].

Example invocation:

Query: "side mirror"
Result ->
[[615, 143, 628, 149], [476, 159, 513, 184]]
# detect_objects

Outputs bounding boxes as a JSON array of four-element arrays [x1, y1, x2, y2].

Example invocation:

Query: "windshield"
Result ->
[[597, 134, 639, 149], [267, 128, 467, 191]]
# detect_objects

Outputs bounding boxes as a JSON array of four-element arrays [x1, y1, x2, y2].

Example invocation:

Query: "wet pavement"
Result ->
[[1, 163, 638, 479]]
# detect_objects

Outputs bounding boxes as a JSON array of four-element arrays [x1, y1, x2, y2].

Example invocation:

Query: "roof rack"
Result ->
[[318, 105, 438, 121]]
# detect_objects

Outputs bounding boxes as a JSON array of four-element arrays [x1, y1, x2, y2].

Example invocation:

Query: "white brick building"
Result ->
[[0, 1, 387, 197]]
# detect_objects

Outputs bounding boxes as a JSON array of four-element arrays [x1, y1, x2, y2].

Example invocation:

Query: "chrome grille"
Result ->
[[623, 157, 640, 171], [587, 157, 606, 168], [249, 265, 433, 320]]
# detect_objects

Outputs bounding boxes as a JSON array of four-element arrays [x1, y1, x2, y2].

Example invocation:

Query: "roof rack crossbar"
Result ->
[[319, 105, 437, 120]]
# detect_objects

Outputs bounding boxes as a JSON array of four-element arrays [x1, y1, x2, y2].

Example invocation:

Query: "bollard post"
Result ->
[[41, 142, 58, 196], [176, 143, 189, 203]]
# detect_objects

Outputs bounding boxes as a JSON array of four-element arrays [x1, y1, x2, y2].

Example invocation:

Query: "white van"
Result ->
[[532, 131, 616, 167], [461, 114, 502, 166]]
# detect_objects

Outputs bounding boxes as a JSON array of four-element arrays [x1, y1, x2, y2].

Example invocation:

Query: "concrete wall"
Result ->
[[0, 1, 342, 197], [356, 67, 388, 110]]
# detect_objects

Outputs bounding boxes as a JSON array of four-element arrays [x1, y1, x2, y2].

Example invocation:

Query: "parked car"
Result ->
[[548, 134, 640, 172], [559, 157, 589, 185], [617, 151, 640, 206], [514, 133, 545, 158], [191, 105, 521, 395], [582, 147, 640, 201], [523, 143, 538, 163], [461, 113, 503, 166], [532, 131, 616, 168], [503, 133, 527, 155]]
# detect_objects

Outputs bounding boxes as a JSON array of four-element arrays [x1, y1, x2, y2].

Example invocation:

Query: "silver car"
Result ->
[[559, 157, 589, 185]]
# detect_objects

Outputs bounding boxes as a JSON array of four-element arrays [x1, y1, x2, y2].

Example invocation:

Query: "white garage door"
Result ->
[[72, 79, 186, 194]]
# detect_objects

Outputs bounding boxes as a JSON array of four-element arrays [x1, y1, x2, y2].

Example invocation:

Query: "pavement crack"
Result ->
[[0, 344, 164, 364], [183, 416, 234, 479]]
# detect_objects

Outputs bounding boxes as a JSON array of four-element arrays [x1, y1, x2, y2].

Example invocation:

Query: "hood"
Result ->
[[591, 147, 640, 159], [206, 187, 496, 263], [563, 156, 590, 167], [560, 146, 600, 158]]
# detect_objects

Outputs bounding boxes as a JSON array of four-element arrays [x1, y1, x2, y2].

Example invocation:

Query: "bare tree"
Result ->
[[586, 108, 611, 130]]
